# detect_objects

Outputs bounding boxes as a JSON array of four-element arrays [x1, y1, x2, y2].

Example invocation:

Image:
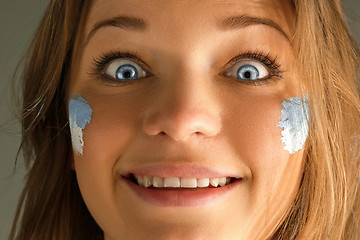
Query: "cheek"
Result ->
[[72, 94, 144, 230], [226, 95, 308, 171], [72, 92, 148, 202], [68, 92, 141, 163], [80, 95, 143, 164], [226, 95, 286, 169], [225, 94, 304, 204]]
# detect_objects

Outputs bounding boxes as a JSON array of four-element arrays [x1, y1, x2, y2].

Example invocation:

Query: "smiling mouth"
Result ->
[[124, 174, 241, 189]]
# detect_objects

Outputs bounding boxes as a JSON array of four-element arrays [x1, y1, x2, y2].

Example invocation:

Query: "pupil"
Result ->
[[123, 71, 131, 78], [244, 71, 251, 79]]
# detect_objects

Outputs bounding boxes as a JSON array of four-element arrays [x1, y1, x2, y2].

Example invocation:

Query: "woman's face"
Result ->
[[68, 0, 306, 239]]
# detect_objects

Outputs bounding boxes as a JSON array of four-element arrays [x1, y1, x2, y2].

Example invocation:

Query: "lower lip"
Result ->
[[123, 178, 242, 207]]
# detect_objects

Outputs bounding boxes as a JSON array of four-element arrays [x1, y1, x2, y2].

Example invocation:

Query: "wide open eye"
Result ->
[[226, 60, 269, 81], [105, 59, 147, 81]]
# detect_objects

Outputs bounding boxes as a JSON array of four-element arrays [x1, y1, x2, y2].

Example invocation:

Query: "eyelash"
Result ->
[[223, 50, 284, 85], [90, 50, 150, 84], [90, 49, 284, 86]]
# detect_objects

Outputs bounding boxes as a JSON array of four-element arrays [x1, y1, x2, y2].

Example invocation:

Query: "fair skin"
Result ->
[[68, 0, 305, 239]]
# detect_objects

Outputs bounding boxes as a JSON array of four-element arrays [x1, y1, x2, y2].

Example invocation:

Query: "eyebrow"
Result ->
[[219, 15, 291, 42], [85, 16, 147, 45], [85, 14, 290, 46]]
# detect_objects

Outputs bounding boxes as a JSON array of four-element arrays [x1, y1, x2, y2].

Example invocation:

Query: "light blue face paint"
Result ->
[[69, 94, 93, 155], [277, 96, 309, 154]]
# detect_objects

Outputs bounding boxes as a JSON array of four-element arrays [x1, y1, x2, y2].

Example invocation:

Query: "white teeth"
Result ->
[[181, 178, 198, 188], [137, 175, 144, 186], [197, 178, 210, 187], [164, 177, 180, 187], [210, 178, 219, 187], [153, 176, 164, 187], [134, 175, 234, 188], [219, 177, 227, 187], [143, 175, 152, 188]]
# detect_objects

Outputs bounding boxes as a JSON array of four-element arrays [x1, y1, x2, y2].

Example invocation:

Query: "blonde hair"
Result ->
[[273, 0, 360, 239], [9, 0, 360, 239]]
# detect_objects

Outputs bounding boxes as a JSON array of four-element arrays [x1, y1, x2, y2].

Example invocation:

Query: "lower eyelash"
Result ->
[[237, 74, 279, 86]]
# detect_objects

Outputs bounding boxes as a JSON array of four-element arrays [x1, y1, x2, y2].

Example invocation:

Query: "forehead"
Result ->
[[85, 0, 295, 39]]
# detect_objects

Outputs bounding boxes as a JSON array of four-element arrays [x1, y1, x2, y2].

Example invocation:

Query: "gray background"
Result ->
[[0, 0, 359, 239]]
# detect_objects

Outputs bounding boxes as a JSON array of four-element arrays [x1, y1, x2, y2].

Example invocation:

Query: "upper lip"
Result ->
[[121, 163, 243, 179]]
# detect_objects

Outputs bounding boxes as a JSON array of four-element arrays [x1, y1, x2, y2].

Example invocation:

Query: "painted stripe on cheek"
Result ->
[[69, 94, 93, 155], [277, 96, 310, 154]]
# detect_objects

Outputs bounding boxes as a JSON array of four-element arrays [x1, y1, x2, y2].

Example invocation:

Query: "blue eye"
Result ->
[[116, 64, 138, 80], [106, 59, 147, 80], [226, 60, 269, 81], [237, 65, 259, 80]]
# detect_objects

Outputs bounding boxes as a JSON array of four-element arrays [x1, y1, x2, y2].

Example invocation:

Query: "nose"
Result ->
[[143, 72, 222, 142]]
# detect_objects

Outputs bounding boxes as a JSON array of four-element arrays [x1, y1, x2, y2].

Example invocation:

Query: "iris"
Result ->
[[237, 65, 259, 80], [116, 64, 138, 80]]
